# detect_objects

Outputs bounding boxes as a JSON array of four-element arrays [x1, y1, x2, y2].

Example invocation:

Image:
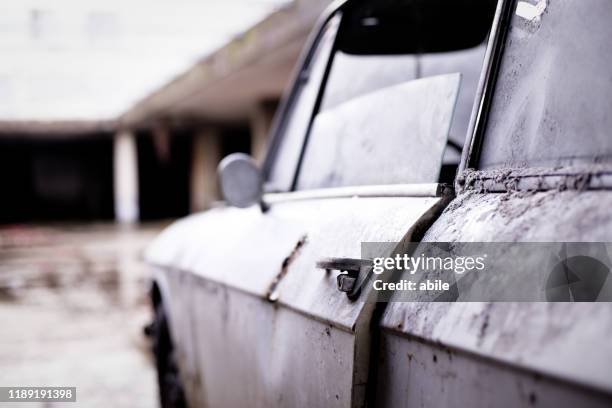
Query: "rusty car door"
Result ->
[[376, 1, 612, 407], [144, 1, 497, 407], [145, 73, 459, 408]]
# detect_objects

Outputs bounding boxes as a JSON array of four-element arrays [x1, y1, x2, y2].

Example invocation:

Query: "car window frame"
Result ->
[[459, 0, 510, 175], [261, 1, 347, 193]]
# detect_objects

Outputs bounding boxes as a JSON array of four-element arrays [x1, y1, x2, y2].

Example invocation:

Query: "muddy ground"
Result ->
[[0, 223, 168, 408]]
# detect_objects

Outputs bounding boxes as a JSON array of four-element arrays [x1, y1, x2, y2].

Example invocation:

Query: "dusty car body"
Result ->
[[145, 0, 612, 407]]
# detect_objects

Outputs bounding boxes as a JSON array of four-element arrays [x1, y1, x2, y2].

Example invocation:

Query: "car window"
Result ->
[[291, 0, 495, 191], [295, 46, 487, 190], [420, 45, 486, 153], [296, 74, 461, 190], [319, 52, 418, 111], [322, 45, 486, 150], [265, 16, 340, 192], [478, 0, 612, 169], [266, 0, 496, 192]]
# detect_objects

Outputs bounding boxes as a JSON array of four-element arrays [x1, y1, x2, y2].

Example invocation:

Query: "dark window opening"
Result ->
[[0, 135, 114, 224], [137, 130, 192, 221]]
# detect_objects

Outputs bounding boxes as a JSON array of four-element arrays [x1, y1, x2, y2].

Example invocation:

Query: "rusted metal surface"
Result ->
[[457, 165, 612, 194], [378, 188, 612, 405], [266, 196, 445, 331], [266, 234, 307, 302], [187, 276, 354, 408], [376, 1, 612, 404], [145, 191, 449, 407], [376, 320, 612, 408], [426, 189, 612, 244]]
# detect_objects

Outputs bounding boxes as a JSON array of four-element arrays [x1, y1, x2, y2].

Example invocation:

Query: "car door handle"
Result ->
[[316, 257, 372, 297]]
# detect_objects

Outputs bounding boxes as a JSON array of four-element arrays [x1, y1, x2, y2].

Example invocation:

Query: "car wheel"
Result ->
[[151, 303, 187, 408]]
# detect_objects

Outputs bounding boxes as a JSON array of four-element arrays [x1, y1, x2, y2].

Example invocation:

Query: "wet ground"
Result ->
[[0, 223, 169, 408]]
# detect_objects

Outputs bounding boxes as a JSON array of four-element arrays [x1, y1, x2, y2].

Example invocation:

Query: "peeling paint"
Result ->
[[477, 303, 493, 347], [458, 164, 612, 194], [266, 234, 307, 302]]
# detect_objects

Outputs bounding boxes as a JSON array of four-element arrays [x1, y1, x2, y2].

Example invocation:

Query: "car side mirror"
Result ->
[[218, 153, 263, 208]]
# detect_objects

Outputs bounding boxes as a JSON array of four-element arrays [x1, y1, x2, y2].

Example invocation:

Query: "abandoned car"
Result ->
[[145, 0, 612, 407]]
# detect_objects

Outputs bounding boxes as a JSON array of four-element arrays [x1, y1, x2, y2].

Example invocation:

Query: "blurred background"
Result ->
[[0, 0, 329, 406]]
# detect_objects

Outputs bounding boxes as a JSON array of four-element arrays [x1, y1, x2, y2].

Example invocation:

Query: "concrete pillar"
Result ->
[[114, 130, 139, 223], [191, 128, 221, 213], [249, 100, 278, 165]]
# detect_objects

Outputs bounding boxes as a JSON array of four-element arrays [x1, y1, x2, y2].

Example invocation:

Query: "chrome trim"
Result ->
[[263, 183, 444, 204], [459, 0, 514, 176]]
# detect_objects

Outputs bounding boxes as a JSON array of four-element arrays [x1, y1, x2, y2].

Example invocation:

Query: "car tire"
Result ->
[[151, 303, 187, 408]]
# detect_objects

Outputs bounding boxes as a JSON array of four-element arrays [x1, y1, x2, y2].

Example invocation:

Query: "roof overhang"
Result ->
[[120, 0, 330, 129]]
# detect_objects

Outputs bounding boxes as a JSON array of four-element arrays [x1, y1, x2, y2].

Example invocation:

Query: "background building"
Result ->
[[0, 0, 330, 224]]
